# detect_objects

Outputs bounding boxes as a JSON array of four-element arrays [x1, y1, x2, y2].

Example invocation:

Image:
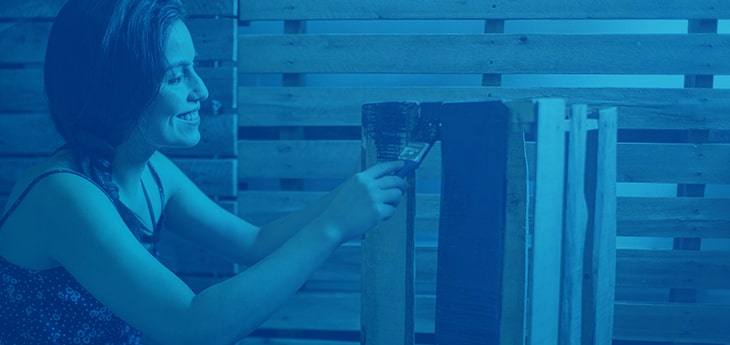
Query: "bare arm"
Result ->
[[38, 160, 406, 344]]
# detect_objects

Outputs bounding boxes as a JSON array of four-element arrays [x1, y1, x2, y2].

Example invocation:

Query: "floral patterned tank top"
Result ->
[[0, 166, 165, 344]]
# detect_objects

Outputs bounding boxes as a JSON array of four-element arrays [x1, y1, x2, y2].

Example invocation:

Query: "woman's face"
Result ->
[[134, 20, 209, 149]]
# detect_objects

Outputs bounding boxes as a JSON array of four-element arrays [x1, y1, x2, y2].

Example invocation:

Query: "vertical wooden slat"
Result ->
[[591, 108, 617, 345], [361, 102, 416, 345], [435, 101, 509, 345], [500, 101, 533, 345], [528, 98, 566, 345], [559, 105, 589, 345]]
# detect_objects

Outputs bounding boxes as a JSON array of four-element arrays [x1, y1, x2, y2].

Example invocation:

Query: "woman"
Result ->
[[0, 0, 407, 344]]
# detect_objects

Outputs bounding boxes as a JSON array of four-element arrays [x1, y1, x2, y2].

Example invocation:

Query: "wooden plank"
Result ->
[[0, 19, 235, 64], [0, 113, 237, 157], [616, 249, 730, 289], [528, 98, 566, 345], [0, 66, 234, 114], [238, 87, 730, 129], [238, 339, 357, 345], [239, 34, 730, 74], [239, 140, 730, 184], [617, 197, 730, 238], [589, 108, 618, 345], [238, 191, 441, 238], [360, 102, 417, 345], [617, 142, 730, 184], [560, 105, 589, 345], [260, 293, 435, 334], [239, 0, 730, 20], [500, 101, 531, 345], [436, 101, 509, 345], [613, 302, 730, 344], [0, 0, 236, 18]]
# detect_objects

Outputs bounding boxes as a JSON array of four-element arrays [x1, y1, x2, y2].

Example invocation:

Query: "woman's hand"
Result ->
[[318, 161, 409, 243]]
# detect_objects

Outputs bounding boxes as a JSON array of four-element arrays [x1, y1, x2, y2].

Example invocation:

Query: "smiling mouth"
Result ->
[[176, 110, 199, 122]]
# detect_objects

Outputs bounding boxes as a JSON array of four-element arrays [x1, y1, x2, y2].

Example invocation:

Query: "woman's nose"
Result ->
[[188, 70, 209, 102]]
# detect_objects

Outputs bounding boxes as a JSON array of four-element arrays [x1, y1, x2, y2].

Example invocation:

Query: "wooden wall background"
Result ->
[[2, 0, 730, 344]]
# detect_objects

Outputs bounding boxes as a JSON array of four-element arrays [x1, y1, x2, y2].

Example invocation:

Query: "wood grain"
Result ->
[[238, 86, 730, 129], [239, 34, 730, 74], [239, 0, 730, 20]]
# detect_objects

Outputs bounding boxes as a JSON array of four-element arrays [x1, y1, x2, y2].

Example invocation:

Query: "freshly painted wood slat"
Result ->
[[616, 249, 730, 289], [0, 113, 237, 157], [0, 66, 234, 113], [435, 101, 510, 345], [613, 302, 730, 344], [239, 0, 730, 20], [0, 19, 235, 64], [238, 87, 730, 129], [239, 34, 730, 74], [617, 197, 730, 238], [238, 140, 730, 184], [0, 0, 236, 18]]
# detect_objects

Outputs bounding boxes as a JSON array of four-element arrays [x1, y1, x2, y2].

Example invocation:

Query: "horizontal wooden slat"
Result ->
[[0, 0, 236, 18], [0, 65, 234, 113], [618, 197, 730, 238], [616, 249, 730, 289], [239, 191, 730, 239], [239, 140, 730, 184], [239, 34, 730, 74], [0, 18, 235, 64], [238, 339, 357, 345], [618, 143, 730, 184], [240, 0, 730, 20], [0, 157, 235, 197], [613, 302, 730, 343], [238, 87, 730, 128], [0, 113, 237, 157]]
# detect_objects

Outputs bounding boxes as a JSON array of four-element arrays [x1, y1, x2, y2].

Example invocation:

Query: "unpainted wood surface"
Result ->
[[239, 0, 730, 20], [0, 0, 237, 18], [238, 140, 730, 185], [239, 34, 730, 74], [238, 87, 730, 129]]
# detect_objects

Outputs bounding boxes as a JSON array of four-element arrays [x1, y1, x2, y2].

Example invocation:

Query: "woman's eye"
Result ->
[[168, 75, 184, 84]]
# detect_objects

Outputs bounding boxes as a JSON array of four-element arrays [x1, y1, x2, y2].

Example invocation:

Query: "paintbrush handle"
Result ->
[[395, 159, 419, 178]]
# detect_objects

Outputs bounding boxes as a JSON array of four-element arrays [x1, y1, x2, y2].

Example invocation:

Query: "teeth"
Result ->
[[178, 111, 197, 121]]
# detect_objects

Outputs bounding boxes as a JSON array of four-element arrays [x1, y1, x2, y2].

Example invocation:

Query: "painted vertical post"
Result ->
[[559, 105, 589, 345], [591, 108, 617, 345], [361, 102, 417, 345], [435, 101, 510, 345], [528, 98, 567, 345]]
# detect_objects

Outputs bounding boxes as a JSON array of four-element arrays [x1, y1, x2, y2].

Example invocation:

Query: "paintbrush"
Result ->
[[394, 109, 441, 178]]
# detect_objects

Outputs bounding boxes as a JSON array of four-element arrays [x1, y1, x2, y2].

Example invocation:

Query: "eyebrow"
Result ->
[[166, 51, 198, 70]]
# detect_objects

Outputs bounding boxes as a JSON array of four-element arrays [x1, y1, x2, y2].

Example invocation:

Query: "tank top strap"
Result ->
[[0, 169, 111, 228], [146, 161, 165, 211]]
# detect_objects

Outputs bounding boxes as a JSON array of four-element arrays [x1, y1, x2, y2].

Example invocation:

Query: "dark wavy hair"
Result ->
[[44, 0, 186, 241]]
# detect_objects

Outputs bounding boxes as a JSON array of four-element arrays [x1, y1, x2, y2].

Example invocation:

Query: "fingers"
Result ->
[[362, 161, 406, 179], [374, 175, 409, 194]]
